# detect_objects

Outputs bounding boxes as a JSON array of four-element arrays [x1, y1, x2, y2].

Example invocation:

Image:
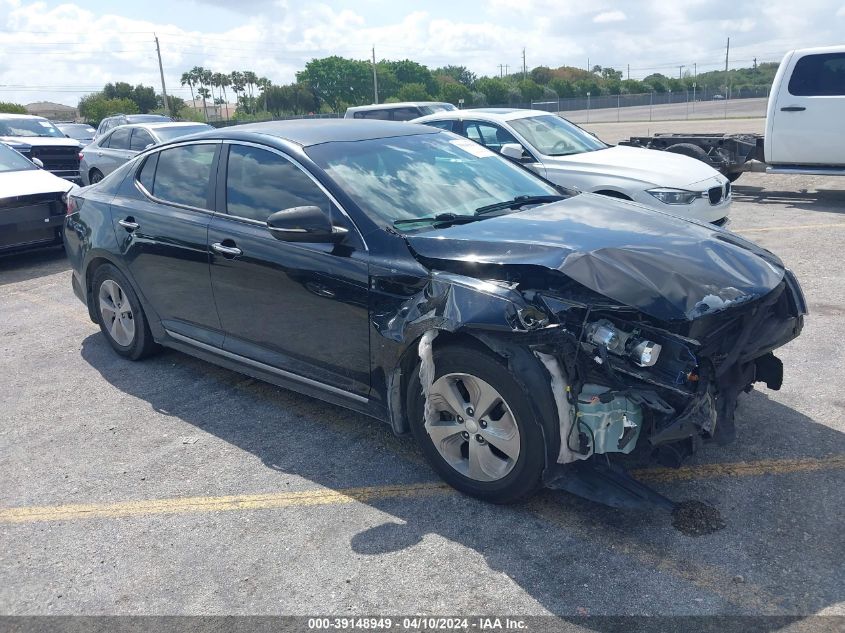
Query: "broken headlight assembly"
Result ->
[[646, 187, 699, 205], [586, 319, 662, 368]]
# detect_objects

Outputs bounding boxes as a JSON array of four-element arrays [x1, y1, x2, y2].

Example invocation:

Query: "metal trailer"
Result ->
[[619, 133, 845, 183]]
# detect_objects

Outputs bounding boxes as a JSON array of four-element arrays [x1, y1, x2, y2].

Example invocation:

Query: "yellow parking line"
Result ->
[[1, 456, 842, 525], [737, 222, 845, 233], [633, 455, 845, 483], [0, 482, 452, 524]]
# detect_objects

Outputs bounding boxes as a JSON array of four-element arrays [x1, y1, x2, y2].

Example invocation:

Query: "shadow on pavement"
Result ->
[[79, 333, 845, 623], [731, 186, 845, 213], [0, 246, 69, 288]]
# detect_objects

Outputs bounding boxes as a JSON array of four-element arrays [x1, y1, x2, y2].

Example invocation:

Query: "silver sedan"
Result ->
[[79, 122, 212, 185]]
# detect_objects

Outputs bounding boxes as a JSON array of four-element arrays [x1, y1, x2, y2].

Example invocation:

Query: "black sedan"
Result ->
[[63, 120, 806, 507]]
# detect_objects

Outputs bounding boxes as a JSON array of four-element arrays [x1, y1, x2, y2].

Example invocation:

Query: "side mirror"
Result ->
[[267, 205, 348, 243], [32, 157, 44, 169], [500, 143, 531, 163]]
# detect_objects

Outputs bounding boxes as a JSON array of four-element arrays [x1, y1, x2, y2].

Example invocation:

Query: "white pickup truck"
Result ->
[[620, 45, 845, 181]]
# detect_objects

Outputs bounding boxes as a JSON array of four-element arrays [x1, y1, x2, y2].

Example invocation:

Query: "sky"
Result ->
[[1, 0, 844, 107]]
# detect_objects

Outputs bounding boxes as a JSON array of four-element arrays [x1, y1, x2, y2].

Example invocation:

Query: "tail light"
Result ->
[[64, 192, 79, 215], [78, 152, 84, 161]]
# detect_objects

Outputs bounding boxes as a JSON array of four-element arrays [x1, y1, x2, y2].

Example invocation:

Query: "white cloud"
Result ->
[[593, 10, 627, 24], [836, 4, 845, 16]]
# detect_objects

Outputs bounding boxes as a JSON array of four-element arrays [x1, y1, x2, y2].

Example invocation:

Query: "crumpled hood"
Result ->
[[547, 145, 723, 189], [405, 194, 784, 322], [0, 168, 73, 199]]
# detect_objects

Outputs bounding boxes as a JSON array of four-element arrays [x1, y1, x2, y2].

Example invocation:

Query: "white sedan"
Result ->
[[412, 108, 731, 224]]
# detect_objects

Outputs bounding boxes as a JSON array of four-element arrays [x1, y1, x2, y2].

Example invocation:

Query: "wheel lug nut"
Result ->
[[461, 431, 469, 440], [475, 434, 484, 443], [457, 416, 464, 424], [466, 407, 474, 416], [479, 420, 487, 428]]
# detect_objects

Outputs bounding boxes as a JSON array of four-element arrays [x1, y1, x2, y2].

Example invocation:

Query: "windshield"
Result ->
[[0, 117, 66, 138], [306, 131, 559, 230], [0, 143, 37, 173], [58, 124, 96, 140], [508, 115, 607, 156], [153, 124, 213, 142], [419, 103, 458, 115]]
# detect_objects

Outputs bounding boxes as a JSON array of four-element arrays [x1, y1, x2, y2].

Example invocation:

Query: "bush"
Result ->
[[0, 102, 26, 114], [396, 83, 431, 101]]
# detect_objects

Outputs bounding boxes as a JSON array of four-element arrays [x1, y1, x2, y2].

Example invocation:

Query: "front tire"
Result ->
[[92, 264, 158, 360], [89, 169, 104, 184], [407, 344, 545, 503]]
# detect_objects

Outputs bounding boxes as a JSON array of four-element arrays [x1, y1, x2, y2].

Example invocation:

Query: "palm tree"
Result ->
[[257, 76, 271, 113], [180, 71, 195, 108], [243, 71, 258, 113], [213, 73, 231, 121], [230, 71, 246, 115], [201, 69, 214, 118], [191, 66, 209, 120]]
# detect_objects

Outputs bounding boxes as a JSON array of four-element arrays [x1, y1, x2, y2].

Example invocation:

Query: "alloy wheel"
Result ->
[[98, 279, 135, 347]]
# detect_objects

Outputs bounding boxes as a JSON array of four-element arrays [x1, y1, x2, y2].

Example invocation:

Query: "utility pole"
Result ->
[[694, 62, 697, 79], [505, 64, 510, 76], [371, 47, 378, 104], [154, 34, 171, 117], [679, 64, 684, 79], [627, 64, 630, 80], [498, 64, 504, 78], [725, 37, 730, 72], [522, 47, 527, 78]]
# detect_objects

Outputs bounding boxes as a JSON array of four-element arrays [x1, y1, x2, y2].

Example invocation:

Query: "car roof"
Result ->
[[346, 102, 452, 112], [0, 113, 49, 120], [413, 108, 554, 124], [186, 119, 439, 147]]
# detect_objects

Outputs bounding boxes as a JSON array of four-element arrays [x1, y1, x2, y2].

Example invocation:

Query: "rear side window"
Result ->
[[423, 120, 456, 132], [391, 107, 422, 121], [137, 153, 157, 192], [225, 145, 331, 222], [109, 127, 131, 150], [354, 109, 391, 120], [788, 53, 845, 96], [151, 144, 217, 209]]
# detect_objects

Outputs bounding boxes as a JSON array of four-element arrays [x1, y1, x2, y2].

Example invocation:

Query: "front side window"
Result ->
[[463, 121, 519, 152], [354, 109, 391, 120], [151, 144, 217, 209], [306, 131, 559, 229], [136, 153, 157, 192], [225, 145, 331, 222], [508, 115, 607, 156], [788, 53, 845, 96], [130, 129, 155, 151], [108, 127, 132, 150], [391, 107, 422, 121], [423, 120, 456, 132]]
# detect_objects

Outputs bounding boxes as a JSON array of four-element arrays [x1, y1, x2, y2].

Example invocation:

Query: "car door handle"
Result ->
[[118, 219, 139, 230], [780, 106, 806, 112], [211, 242, 242, 257]]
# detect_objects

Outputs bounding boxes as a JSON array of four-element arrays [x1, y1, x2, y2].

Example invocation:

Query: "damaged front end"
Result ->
[[385, 196, 807, 508]]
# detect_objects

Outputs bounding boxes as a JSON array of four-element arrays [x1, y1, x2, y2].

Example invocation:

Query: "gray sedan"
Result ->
[[79, 122, 212, 185]]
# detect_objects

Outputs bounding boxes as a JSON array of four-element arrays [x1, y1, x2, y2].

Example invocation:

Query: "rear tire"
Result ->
[[407, 344, 545, 503], [89, 169, 104, 184], [92, 264, 158, 360]]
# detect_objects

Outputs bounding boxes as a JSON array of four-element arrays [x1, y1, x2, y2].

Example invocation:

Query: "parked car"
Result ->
[[0, 142, 74, 253], [412, 108, 731, 224], [80, 122, 213, 185], [94, 113, 173, 139], [345, 102, 457, 121], [0, 114, 81, 183], [64, 120, 805, 507], [56, 123, 97, 146]]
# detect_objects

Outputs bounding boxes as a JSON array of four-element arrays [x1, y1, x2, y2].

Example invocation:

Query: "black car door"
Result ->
[[110, 141, 224, 345], [207, 142, 370, 397]]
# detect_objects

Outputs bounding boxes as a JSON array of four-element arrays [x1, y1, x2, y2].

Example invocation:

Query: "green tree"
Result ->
[[132, 85, 158, 112], [600, 67, 623, 81], [643, 73, 669, 93], [432, 65, 476, 88], [530, 66, 553, 85], [383, 59, 437, 95], [517, 79, 543, 101], [180, 72, 196, 104], [0, 102, 26, 114], [78, 95, 138, 124], [474, 77, 510, 105], [396, 82, 431, 101], [296, 56, 373, 111], [549, 78, 575, 98], [438, 81, 472, 106]]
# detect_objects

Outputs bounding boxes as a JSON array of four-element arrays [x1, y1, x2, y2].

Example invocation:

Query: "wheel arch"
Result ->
[[391, 327, 561, 476]]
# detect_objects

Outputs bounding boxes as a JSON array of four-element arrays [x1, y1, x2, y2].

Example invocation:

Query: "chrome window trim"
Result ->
[[166, 329, 369, 404], [222, 139, 369, 251]]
